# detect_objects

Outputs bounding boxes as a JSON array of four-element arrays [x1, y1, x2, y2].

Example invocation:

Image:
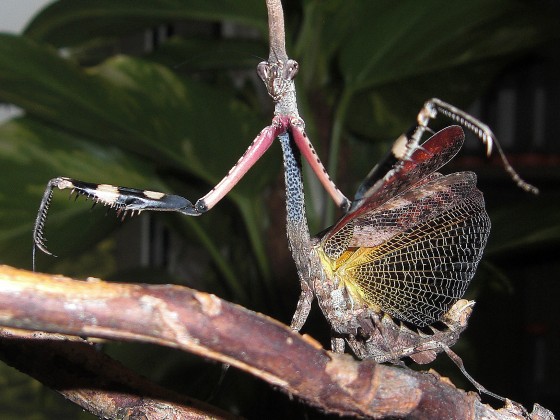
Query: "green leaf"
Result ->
[[300, 0, 559, 143], [338, 0, 556, 91], [24, 0, 267, 46], [0, 33, 275, 193], [148, 37, 268, 72], [344, 60, 505, 141]]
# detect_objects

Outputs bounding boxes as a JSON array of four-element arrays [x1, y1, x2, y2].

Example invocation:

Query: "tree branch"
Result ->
[[0, 265, 552, 419], [0, 327, 232, 419]]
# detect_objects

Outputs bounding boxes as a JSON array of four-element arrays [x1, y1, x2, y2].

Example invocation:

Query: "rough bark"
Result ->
[[0, 328, 232, 419], [0, 265, 553, 419]]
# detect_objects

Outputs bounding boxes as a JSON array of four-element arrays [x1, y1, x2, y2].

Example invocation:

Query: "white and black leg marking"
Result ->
[[354, 98, 538, 205], [32, 122, 287, 266], [353, 125, 420, 203], [33, 177, 199, 258], [419, 98, 538, 194]]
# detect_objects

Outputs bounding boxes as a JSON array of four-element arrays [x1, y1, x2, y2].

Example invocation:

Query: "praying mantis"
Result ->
[[32, 0, 538, 405]]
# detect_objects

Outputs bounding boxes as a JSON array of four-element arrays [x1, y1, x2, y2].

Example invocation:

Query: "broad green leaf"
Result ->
[[0, 33, 276, 195], [148, 37, 268, 72], [298, 0, 558, 143], [344, 60, 505, 141], [24, 0, 267, 46], [338, 0, 556, 91]]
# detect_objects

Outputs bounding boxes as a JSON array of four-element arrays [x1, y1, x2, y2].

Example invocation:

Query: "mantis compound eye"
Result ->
[[284, 59, 299, 80], [256, 61, 269, 82]]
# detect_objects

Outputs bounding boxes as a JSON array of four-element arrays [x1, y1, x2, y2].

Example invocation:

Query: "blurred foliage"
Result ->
[[0, 0, 558, 417], [0, 363, 93, 420]]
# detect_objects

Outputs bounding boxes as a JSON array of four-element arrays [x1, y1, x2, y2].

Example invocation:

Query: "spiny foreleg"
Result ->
[[33, 177, 198, 257]]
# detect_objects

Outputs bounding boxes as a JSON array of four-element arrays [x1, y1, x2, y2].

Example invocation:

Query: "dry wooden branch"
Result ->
[[0, 265, 553, 419], [0, 327, 232, 419]]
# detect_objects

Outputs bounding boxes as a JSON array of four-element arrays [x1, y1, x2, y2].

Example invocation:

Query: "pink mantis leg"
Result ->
[[288, 117, 350, 211], [195, 118, 289, 212]]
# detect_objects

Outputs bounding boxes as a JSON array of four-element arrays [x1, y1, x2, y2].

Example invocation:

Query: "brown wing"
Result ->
[[325, 126, 465, 246], [322, 171, 490, 327]]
